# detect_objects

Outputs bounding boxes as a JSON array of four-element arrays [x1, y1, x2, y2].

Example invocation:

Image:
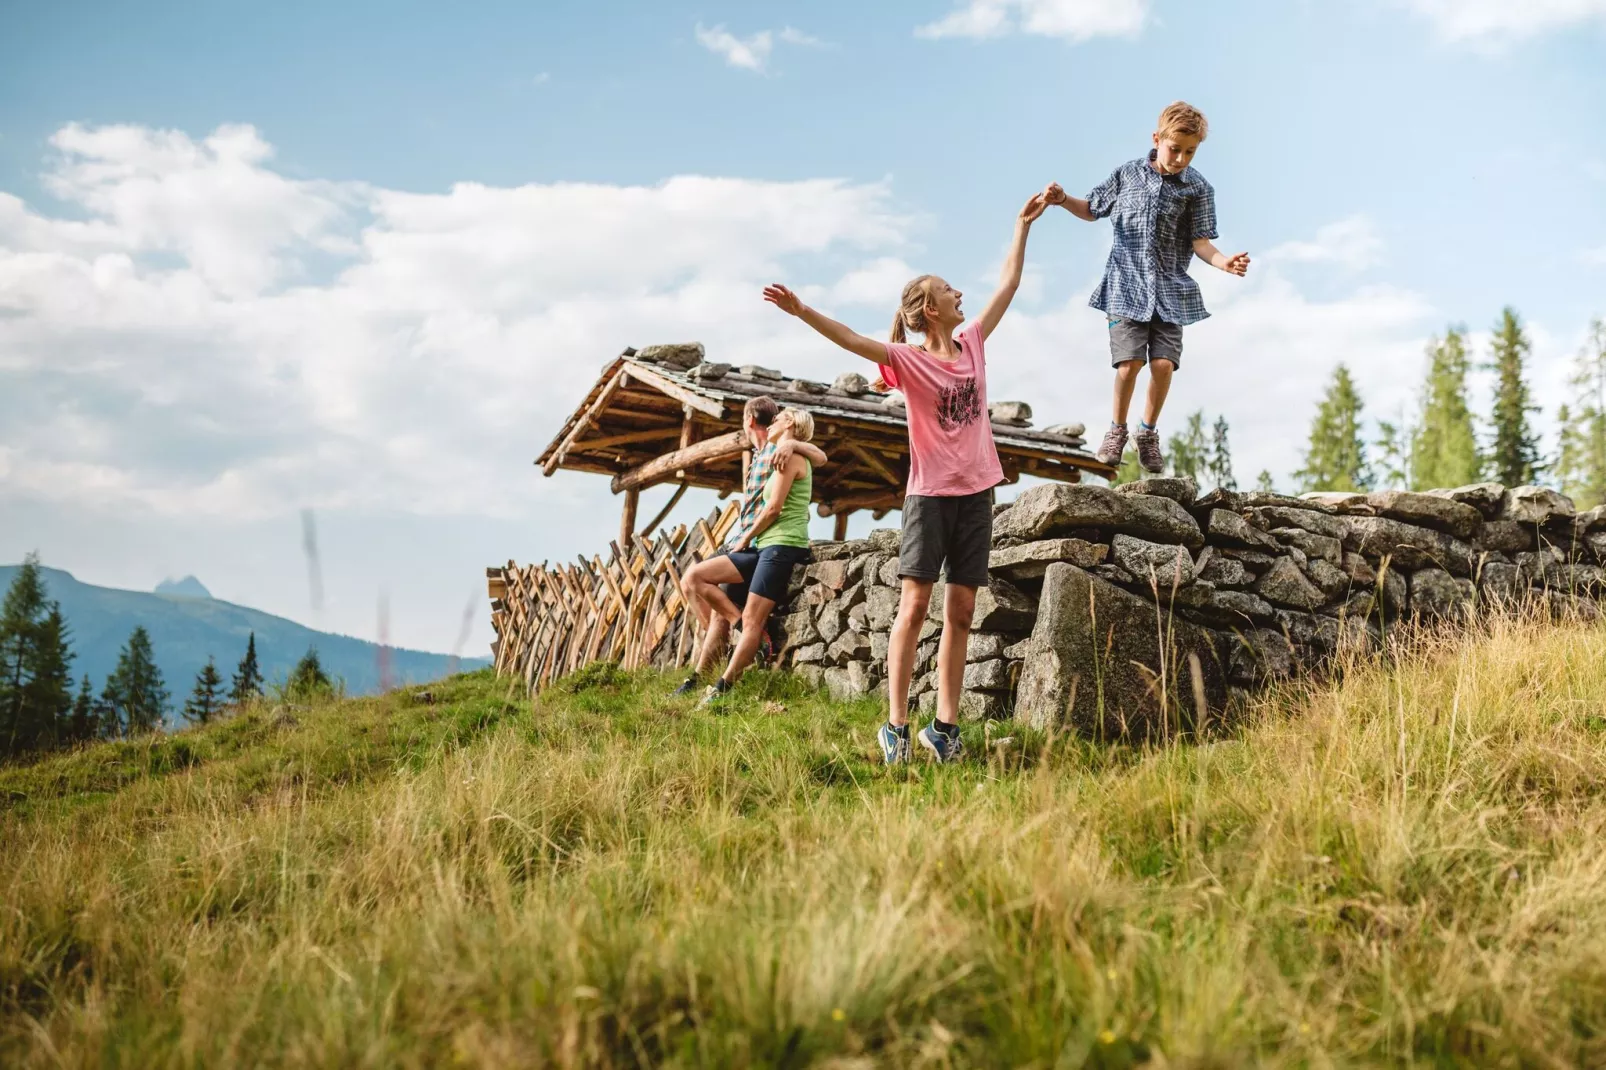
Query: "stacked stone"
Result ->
[[771, 479, 1606, 736]]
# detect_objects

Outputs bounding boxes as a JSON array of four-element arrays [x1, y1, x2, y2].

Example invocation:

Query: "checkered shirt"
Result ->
[[726, 440, 779, 549], [1086, 151, 1219, 327]]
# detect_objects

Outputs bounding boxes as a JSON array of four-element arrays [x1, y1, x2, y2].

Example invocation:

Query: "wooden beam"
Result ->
[[620, 489, 639, 550], [817, 489, 904, 517], [621, 362, 726, 418], [640, 481, 689, 538], [833, 512, 851, 541], [542, 368, 627, 476], [568, 427, 680, 453], [845, 441, 902, 486], [611, 431, 746, 494]]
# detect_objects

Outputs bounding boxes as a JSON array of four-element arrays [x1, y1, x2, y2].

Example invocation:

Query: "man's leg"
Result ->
[[686, 556, 746, 628], [933, 583, 978, 725], [1112, 359, 1144, 425], [720, 593, 777, 686], [1142, 358, 1176, 427], [693, 617, 731, 675], [886, 578, 934, 728]]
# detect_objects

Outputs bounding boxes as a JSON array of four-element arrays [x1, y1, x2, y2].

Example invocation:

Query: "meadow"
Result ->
[[5, 610, 1606, 1067]]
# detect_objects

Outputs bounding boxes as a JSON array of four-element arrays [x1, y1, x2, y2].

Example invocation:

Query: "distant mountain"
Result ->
[[0, 565, 489, 717], [155, 575, 212, 599]]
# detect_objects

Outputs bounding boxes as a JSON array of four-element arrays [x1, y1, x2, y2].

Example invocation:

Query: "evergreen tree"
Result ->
[[104, 627, 169, 736], [288, 647, 333, 700], [1294, 364, 1371, 493], [1487, 307, 1542, 486], [1, 553, 75, 756], [1255, 470, 1276, 493], [1409, 328, 1482, 490], [67, 674, 96, 744], [26, 607, 74, 752], [1165, 411, 1211, 484], [1374, 417, 1411, 489], [230, 632, 264, 705], [183, 658, 225, 726], [1553, 319, 1606, 508], [1209, 416, 1236, 491]]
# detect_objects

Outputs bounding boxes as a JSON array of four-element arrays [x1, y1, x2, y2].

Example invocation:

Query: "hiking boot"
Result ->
[[1134, 428, 1165, 473], [671, 675, 701, 697], [918, 721, 964, 763], [1095, 424, 1129, 467], [878, 721, 911, 765], [697, 678, 733, 709]]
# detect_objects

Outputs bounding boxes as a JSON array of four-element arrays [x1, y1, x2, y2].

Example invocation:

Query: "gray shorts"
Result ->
[[1109, 316, 1183, 368], [899, 489, 993, 588]]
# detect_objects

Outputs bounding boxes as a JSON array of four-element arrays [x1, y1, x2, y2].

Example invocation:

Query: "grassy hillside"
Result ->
[[4, 612, 1606, 1066], [0, 564, 487, 707]]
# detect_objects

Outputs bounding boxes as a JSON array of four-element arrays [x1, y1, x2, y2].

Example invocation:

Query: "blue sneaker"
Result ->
[[918, 722, 964, 763], [878, 722, 911, 765]]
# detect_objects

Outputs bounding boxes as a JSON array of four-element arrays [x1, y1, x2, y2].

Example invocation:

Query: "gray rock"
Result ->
[[1245, 506, 1348, 540], [989, 400, 1033, 425], [1089, 563, 1137, 588], [737, 364, 784, 381], [866, 528, 902, 554], [1216, 546, 1281, 571], [1238, 491, 1337, 514], [963, 658, 1012, 691], [806, 559, 852, 592], [1341, 551, 1377, 586], [1410, 568, 1475, 621], [1587, 532, 1606, 564], [1198, 555, 1251, 588], [1576, 505, 1606, 533], [1014, 563, 1227, 737], [1207, 509, 1280, 550], [1301, 491, 1375, 515], [1172, 586, 1276, 628], [823, 662, 874, 701], [788, 378, 827, 394], [1343, 516, 1478, 576], [791, 642, 827, 665], [688, 361, 729, 381], [1193, 488, 1243, 513], [1117, 494, 1205, 548], [1305, 557, 1352, 599], [1479, 520, 1534, 555], [916, 639, 939, 672], [829, 631, 871, 662], [1366, 490, 1483, 540], [830, 372, 870, 397], [919, 619, 940, 641], [989, 537, 1110, 581], [846, 602, 868, 632], [972, 576, 1037, 632], [1479, 561, 1523, 604], [994, 482, 1202, 548], [817, 610, 845, 645], [776, 611, 820, 649], [1270, 527, 1343, 565], [1253, 558, 1326, 611], [808, 540, 867, 563], [1041, 422, 1086, 438], [1110, 534, 1197, 587], [1503, 485, 1575, 525], [1226, 629, 1296, 685], [958, 690, 1008, 721], [634, 342, 705, 368], [870, 632, 890, 662], [878, 557, 902, 588], [795, 664, 825, 688], [1427, 482, 1506, 518], [1003, 638, 1032, 660], [866, 586, 901, 631], [829, 582, 867, 614], [966, 632, 1009, 660], [1116, 477, 1198, 507]]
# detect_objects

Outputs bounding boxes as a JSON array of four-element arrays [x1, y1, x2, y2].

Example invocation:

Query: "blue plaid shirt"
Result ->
[[1087, 151, 1218, 327], [726, 440, 778, 549]]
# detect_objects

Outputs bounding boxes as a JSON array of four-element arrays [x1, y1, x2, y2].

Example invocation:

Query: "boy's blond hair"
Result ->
[[1157, 101, 1208, 141]]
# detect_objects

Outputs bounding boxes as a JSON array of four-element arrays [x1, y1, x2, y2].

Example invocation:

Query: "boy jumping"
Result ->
[[1044, 101, 1250, 474]]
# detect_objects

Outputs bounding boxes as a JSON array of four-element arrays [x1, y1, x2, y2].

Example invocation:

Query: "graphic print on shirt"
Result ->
[[934, 378, 982, 432]]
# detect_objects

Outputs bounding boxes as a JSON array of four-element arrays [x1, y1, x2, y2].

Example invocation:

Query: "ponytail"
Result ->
[[890, 310, 908, 344], [890, 274, 937, 344]]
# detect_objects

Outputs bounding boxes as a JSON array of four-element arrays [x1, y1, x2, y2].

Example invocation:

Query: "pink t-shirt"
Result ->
[[881, 321, 1004, 498]]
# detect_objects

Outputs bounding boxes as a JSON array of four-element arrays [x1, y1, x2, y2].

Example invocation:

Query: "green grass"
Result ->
[[5, 612, 1606, 1067]]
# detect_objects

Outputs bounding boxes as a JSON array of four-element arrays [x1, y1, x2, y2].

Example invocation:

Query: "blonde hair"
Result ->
[[1157, 100, 1208, 141], [890, 275, 940, 343], [778, 407, 815, 442]]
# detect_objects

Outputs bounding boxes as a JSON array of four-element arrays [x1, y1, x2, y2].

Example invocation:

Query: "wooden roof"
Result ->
[[536, 348, 1114, 518]]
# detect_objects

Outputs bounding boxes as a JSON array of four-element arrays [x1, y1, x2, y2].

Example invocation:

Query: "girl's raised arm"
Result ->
[[975, 193, 1047, 342], [763, 285, 885, 364]]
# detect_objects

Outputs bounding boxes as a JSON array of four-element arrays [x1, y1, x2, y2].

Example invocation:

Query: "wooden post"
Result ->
[[620, 489, 639, 550], [833, 511, 851, 541]]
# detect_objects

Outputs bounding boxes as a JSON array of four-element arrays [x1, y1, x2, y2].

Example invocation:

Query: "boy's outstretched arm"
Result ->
[[1192, 239, 1251, 277], [976, 192, 1047, 341], [1043, 183, 1097, 222], [762, 285, 884, 363]]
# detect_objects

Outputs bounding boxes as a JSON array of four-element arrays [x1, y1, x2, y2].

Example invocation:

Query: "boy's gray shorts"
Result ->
[[1109, 316, 1183, 368], [899, 489, 994, 588]]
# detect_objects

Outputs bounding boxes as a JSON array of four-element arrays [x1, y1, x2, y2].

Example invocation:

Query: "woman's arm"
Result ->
[[735, 457, 801, 548], [975, 193, 1048, 342], [763, 285, 886, 363], [775, 439, 829, 468]]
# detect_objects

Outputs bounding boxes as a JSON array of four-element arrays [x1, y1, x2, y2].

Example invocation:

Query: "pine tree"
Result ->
[[1294, 364, 1371, 493], [1409, 328, 1482, 490], [1209, 416, 1236, 491], [1, 553, 74, 756], [67, 674, 96, 744], [231, 633, 264, 705], [288, 647, 333, 700], [1554, 319, 1606, 508], [26, 607, 74, 752], [1165, 411, 1211, 484], [1255, 470, 1276, 493], [1374, 417, 1411, 489], [104, 626, 169, 736], [183, 658, 225, 726], [1487, 307, 1542, 486]]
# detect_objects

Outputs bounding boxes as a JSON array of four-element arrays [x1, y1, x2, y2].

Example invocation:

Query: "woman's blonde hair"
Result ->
[[778, 407, 815, 442], [1157, 100, 1208, 141], [890, 275, 940, 343]]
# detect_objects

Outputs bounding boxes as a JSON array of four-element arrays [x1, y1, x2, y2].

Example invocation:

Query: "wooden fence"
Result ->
[[486, 500, 741, 694]]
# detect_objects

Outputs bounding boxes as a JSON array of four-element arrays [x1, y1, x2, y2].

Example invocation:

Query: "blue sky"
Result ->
[[3, 0, 1605, 655]]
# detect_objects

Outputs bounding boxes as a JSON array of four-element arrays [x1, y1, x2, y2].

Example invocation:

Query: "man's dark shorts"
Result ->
[[1109, 316, 1183, 368], [722, 544, 812, 607], [899, 488, 993, 588]]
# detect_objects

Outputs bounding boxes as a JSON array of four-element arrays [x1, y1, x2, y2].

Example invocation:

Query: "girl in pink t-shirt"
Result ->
[[762, 192, 1047, 765]]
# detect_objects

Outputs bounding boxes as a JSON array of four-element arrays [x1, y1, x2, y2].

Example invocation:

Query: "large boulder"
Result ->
[[1480, 520, 1535, 555], [1245, 506, 1347, 540], [1253, 558, 1326, 611], [1301, 491, 1376, 515], [1198, 555, 1251, 588], [1410, 568, 1475, 621], [1503, 485, 1575, 526], [989, 401, 1032, 425], [1343, 516, 1478, 576], [1269, 528, 1342, 565], [996, 483, 1202, 548], [865, 587, 901, 631], [1366, 490, 1483, 540], [1206, 509, 1280, 550], [988, 538, 1109, 581], [1171, 586, 1277, 628], [1237, 491, 1337, 514], [971, 576, 1037, 632], [1014, 563, 1228, 737], [1115, 477, 1198, 507], [634, 342, 705, 368], [1110, 534, 1196, 587], [1426, 482, 1506, 519]]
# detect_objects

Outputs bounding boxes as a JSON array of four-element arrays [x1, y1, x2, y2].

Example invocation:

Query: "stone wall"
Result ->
[[771, 480, 1603, 736]]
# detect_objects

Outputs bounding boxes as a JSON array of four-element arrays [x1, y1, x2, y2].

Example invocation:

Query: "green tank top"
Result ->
[[755, 460, 812, 549]]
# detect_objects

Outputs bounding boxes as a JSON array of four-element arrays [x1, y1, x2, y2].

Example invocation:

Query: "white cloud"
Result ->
[[1396, 0, 1606, 44], [533, 72, 551, 85], [916, 0, 1148, 41], [694, 23, 825, 71], [1582, 245, 1606, 266], [1265, 215, 1384, 272], [778, 27, 827, 47]]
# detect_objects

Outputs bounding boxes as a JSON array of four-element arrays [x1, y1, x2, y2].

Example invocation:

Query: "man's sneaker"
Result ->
[[672, 675, 701, 697], [878, 722, 911, 765], [918, 722, 964, 763], [1134, 428, 1165, 473], [1095, 424, 1129, 466], [697, 679, 733, 709]]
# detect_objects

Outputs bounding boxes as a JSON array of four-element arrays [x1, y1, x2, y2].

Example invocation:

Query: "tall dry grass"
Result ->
[[4, 609, 1606, 1067]]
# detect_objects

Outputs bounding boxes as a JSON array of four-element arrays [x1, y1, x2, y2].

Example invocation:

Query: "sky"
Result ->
[[2, 0, 1605, 657]]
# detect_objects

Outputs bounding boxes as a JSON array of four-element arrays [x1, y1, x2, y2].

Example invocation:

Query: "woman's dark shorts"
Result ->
[[898, 488, 993, 588], [722, 544, 812, 606]]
